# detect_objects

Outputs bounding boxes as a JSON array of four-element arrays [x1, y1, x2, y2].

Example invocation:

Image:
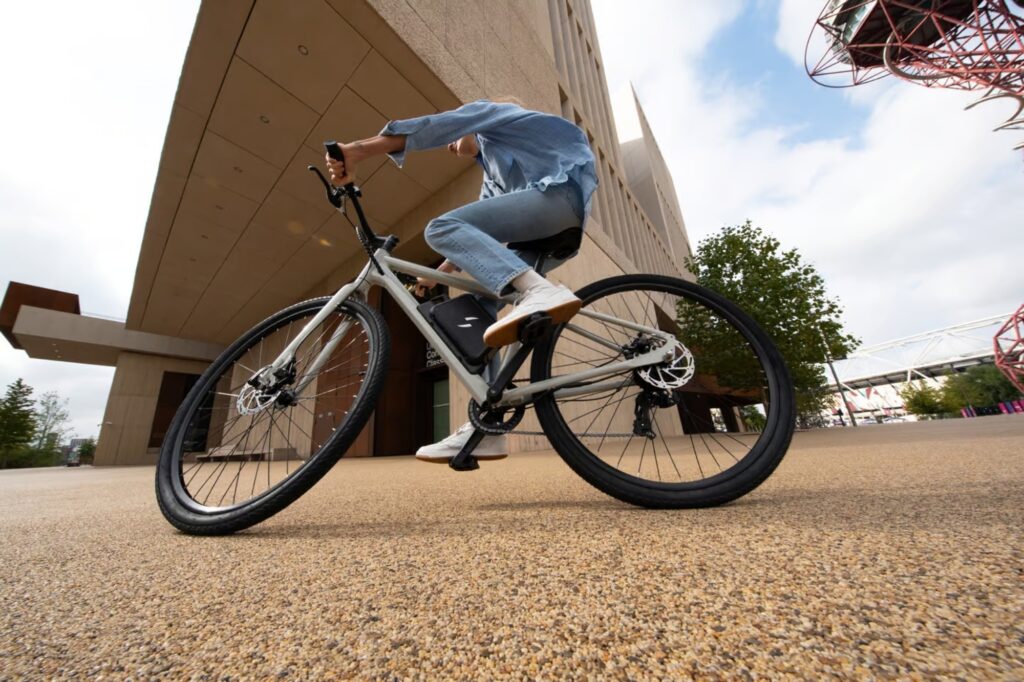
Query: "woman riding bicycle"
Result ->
[[326, 97, 598, 462]]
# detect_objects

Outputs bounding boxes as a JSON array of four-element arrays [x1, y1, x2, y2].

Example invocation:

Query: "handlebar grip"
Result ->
[[324, 140, 345, 163]]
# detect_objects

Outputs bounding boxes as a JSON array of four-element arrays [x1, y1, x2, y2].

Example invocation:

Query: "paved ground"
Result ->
[[1, 417, 1022, 680]]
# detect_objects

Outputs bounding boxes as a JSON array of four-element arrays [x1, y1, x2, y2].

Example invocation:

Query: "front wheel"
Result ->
[[531, 274, 795, 508], [156, 296, 390, 535]]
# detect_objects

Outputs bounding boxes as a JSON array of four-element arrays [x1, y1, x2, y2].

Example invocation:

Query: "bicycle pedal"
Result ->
[[448, 454, 480, 471], [449, 428, 486, 471], [517, 313, 553, 344]]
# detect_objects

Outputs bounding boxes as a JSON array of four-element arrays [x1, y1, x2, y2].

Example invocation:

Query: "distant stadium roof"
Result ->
[[826, 313, 1008, 389]]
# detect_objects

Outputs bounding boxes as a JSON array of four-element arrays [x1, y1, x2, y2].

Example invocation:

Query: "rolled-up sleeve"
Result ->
[[479, 174, 496, 201], [379, 100, 524, 167]]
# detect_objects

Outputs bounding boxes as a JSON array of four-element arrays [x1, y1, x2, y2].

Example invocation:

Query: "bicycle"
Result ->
[[156, 142, 796, 535]]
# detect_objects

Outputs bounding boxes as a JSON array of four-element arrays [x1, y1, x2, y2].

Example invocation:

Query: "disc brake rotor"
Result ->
[[236, 383, 280, 416], [637, 339, 695, 390]]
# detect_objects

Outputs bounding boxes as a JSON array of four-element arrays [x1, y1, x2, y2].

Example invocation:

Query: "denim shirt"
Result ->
[[379, 100, 597, 226]]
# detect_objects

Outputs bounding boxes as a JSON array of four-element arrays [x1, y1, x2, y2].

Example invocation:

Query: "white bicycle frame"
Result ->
[[252, 248, 674, 410]]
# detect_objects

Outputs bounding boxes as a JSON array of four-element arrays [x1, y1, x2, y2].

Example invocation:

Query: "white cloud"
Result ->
[[776, 0, 830, 68], [0, 351, 114, 440], [592, 0, 1024, 348], [0, 1, 199, 440]]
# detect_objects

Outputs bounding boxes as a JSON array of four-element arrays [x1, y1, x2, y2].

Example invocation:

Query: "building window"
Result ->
[[432, 378, 450, 442], [149, 371, 201, 449]]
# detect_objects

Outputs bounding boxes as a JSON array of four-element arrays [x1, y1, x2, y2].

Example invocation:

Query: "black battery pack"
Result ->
[[417, 294, 497, 373]]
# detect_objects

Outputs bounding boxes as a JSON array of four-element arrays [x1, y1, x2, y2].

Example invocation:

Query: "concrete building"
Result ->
[[1, 0, 691, 464]]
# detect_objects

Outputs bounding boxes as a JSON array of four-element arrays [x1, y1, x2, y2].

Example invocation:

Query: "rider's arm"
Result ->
[[346, 134, 406, 161], [327, 135, 405, 185], [330, 101, 525, 182], [377, 99, 525, 167]]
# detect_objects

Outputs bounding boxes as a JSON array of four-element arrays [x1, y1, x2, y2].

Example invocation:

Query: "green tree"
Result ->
[[32, 391, 72, 465], [0, 379, 37, 469], [942, 365, 1022, 410], [78, 437, 96, 465], [739, 405, 766, 432], [681, 222, 859, 426], [899, 381, 952, 417]]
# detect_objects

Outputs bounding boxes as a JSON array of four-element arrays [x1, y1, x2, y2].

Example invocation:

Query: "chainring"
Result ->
[[468, 399, 526, 435]]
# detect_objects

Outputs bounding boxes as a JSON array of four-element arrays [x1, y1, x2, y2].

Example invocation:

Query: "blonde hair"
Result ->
[[490, 94, 525, 107]]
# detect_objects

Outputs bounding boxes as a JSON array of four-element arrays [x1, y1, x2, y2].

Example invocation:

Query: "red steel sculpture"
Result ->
[[994, 304, 1024, 392], [806, 1, 1024, 148]]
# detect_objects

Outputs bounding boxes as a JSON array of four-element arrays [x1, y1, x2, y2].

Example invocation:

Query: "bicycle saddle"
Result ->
[[508, 227, 582, 260]]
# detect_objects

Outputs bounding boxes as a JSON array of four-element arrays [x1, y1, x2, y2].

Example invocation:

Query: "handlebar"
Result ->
[[324, 140, 356, 193], [306, 141, 394, 265]]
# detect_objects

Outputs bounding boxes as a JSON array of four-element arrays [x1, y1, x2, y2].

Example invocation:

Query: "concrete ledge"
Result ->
[[12, 306, 223, 366]]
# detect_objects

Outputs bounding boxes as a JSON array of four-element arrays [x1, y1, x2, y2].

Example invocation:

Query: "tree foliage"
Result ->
[[739, 405, 766, 432], [0, 379, 37, 468], [0, 380, 80, 468], [899, 381, 951, 417], [32, 391, 72, 451], [681, 222, 859, 424], [900, 367, 1021, 417], [941, 365, 1021, 409], [78, 437, 96, 465]]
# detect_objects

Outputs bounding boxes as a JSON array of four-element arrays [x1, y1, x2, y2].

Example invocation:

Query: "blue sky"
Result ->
[[701, 2, 869, 144], [593, 0, 1022, 346]]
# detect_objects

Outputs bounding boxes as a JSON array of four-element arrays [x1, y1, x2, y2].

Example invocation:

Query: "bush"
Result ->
[[941, 365, 1021, 411], [900, 381, 953, 418]]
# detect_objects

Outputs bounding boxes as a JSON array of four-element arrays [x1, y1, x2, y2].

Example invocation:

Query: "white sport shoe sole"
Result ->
[[483, 287, 582, 347], [416, 451, 509, 463], [415, 432, 509, 463]]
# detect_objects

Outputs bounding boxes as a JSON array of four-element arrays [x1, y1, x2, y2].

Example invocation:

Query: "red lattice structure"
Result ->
[[994, 303, 1024, 391], [806, 1, 1024, 147], [807, 0, 1024, 91]]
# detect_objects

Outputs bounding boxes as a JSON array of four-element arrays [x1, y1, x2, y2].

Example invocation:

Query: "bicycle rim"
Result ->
[[168, 299, 375, 514], [532, 275, 793, 493]]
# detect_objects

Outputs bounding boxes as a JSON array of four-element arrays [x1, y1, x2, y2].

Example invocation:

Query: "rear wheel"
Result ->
[[531, 274, 795, 508], [156, 296, 389, 535]]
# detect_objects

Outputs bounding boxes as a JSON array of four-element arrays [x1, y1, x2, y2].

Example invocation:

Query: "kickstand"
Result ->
[[449, 428, 485, 471]]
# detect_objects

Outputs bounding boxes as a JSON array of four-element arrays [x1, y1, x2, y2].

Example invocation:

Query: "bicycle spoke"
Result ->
[[170, 301, 377, 514], [567, 390, 638, 425], [541, 280, 785, 492], [597, 385, 632, 452], [616, 430, 635, 469], [653, 417, 682, 479], [637, 437, 648, 476], [697, 432, 723, 472]]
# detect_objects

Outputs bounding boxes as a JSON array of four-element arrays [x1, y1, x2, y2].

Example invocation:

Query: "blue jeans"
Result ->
[[424, 183, 584, 296], [423, 183, 585, 383]]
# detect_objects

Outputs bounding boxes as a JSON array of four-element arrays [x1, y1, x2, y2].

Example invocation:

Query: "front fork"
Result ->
[[247, 266, 373, 396]]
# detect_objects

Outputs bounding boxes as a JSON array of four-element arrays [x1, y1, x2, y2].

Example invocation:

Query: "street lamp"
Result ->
[[818, 326, 857, 427]]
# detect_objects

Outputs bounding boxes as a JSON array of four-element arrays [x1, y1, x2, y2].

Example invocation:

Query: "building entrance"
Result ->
[[370, 286, 449, 456]]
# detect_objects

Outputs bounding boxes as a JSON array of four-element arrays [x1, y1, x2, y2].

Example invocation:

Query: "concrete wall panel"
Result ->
[[95, 353, 212, 466]]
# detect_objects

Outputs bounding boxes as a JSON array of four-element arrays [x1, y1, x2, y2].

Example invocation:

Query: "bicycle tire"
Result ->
[[531, 274, 795, 508], [156, 296, 390, 535]]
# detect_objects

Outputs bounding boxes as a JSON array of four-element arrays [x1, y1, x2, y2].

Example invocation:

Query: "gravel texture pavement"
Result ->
[[1, 416, 1022, 679]]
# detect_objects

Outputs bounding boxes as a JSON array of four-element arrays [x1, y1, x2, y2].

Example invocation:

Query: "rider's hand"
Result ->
[[325, 143, 357, 185], [414, 277, 437, 298], [446, 134, 479, 158], [415, 260, 458, 297]]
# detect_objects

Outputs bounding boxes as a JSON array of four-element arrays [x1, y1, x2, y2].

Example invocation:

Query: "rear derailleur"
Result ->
[[632, 388, 679, 440]]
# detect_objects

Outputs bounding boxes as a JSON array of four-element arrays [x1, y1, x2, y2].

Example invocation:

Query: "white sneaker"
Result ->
[[415, 422, 509, 462], [483, 283, 582, 347]]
